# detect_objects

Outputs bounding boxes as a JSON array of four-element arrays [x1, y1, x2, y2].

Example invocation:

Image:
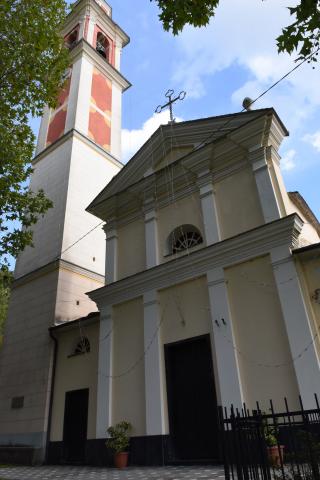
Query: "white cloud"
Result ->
[[172, 0, 320, 128], [281, 149, 296, 171], [303, 131, 320, 152], [121, 111, 183, 162]]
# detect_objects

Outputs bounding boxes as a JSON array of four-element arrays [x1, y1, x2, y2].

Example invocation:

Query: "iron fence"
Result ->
[[218, 395, 320, 480]]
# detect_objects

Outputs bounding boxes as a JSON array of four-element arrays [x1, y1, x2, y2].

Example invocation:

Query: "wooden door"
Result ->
[[165, 335, 219, 462]]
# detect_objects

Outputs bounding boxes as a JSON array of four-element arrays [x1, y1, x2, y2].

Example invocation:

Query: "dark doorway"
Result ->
[[165, 335, 219, 462], [63, 389, 89, 463]]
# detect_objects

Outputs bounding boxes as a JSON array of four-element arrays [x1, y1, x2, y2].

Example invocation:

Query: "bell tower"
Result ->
[[0, 0, 130, 462]]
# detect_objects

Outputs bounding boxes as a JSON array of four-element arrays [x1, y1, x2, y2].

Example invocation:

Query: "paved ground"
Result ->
[[0, 465, 225, 480]]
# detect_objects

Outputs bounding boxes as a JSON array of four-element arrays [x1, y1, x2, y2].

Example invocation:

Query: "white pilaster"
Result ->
[[78, 14, 86, 39], [111, 83, 122, 160], [271, 247, 320, 408], [145, 209, 159, 268], [114, 38, 122, 71], [249, 146, 281, 223], [207, 267, 243, 409], [96, 305, 113, 438], [36, 106, 51, 155], [104, 225, 118, 283], [199, 181, 221, 245], [87, 15, 96, 46], [143, 290, 166, 435], [73, 57, 93, 135]]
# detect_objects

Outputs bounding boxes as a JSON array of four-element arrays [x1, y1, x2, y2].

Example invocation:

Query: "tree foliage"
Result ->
[[153, 0, 219, 35], [0, 270, 13, 347], [277, 0, 320, 63], [0, 0, 70, 269], [152, 0, 320, 62]]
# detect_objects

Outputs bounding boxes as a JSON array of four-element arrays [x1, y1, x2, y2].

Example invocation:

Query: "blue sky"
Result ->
[[32, 0, 319, 218]]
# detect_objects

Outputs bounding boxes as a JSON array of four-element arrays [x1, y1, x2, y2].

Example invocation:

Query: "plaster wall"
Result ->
[[112, 298, 146, 436], [155, 147, 193, 172], [225, 255, 300, 411], [111, 82, 122, 160], [50, 322, 99, 441], [296, 255, 320, 359], [158, 194, 204, 262], [215, 167, 264, 240], [117, 219, 146, 280], [14, 139, 73, 279], [159, 277, 212, 433], [0, 270, 59, 445], [55, 268, 103, 323], [270, 160, 319, 245], [61, 136, 121, 276]]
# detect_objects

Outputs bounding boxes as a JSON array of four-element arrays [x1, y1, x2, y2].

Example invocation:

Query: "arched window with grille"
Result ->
[[68, 336, 91, 357], [167, 225, 203, 255], [65, 27, 79, 50], [96, 32, 110, 60]]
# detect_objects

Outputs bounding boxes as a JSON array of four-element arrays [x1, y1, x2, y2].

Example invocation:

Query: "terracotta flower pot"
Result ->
[[267, 445, 285, 467], [114, 451, 129, 469]]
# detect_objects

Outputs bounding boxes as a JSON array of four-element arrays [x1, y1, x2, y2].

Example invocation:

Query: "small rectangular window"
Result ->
[[11, 396, 24, 409]]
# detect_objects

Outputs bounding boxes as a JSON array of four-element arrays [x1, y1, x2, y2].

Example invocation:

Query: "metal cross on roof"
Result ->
[[155, 89, 186, 123]]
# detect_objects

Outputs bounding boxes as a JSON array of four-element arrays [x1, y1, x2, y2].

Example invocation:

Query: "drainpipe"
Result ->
[[45, 328, 59, 464]]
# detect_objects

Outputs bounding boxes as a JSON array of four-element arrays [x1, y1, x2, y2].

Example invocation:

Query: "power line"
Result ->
[[52, 47, 320, 261], [194, 46, 320, 152], [59, 220, 105, 257]]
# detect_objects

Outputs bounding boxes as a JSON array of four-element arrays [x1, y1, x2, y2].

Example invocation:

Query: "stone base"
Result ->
[[48, 436, 170, 466], [0, 446, 43, 465], [47, 435, 221, 467]]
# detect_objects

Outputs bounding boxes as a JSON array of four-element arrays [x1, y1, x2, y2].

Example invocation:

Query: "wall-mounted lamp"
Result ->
[[312, 289, 320, 304]]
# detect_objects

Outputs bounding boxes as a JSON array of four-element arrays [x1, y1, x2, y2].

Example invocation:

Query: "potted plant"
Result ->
[[106, 421, 132, 469], [264, 423, 284, 467]]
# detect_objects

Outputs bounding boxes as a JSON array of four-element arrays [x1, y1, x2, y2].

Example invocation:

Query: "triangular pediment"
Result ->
[[87, 108, 287, 218]]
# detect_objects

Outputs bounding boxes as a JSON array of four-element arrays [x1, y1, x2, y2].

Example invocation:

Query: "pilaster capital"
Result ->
[[144, 209, 157, 223], [103, 220, 118, 239], [196, 168, 213, 191], [143, 290, 159, 307], [199, 182, 215, 199], [104, 228, 118, 241], [248, 145, 268, 172], [100, 305, 112, 321], [207, 267, 226, 287]]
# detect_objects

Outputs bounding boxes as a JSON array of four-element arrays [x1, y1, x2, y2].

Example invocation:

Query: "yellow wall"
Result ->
[[112, 298, 146, 436], [155, 146, 193, 172], [50, 322, 99, 441], [158, 194, 204, 261], [56, 268, 103, 322], [296, 254, 320, 358], [215, 167, 264, 239], [159, 277, 213, 432], [225, 255, 299, 411], [160, 277, 211, 345], [117, 218, 146, 280], [270, 159, 320, 245]]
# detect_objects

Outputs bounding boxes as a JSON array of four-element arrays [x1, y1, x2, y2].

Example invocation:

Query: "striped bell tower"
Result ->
[[0, 0, 130, 463]]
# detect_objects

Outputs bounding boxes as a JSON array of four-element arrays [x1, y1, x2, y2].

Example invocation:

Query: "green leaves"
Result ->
[[106, 421, 132, 453], [151, 0, 220, 35], [152, 0, 320, 65], [0, 270, 13, 347], [0, 0, 70, 268], [277, 0, 320, 64]]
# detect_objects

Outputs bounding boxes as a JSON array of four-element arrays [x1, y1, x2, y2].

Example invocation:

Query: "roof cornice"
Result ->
[[70, 39, 131, 91], [64, 0, 130, 47], [88, 214, 303, 307], [87, 109, 287, 219]]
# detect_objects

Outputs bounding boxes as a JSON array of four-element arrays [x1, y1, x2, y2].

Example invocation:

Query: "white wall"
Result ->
[[61, 136, 121, 276]]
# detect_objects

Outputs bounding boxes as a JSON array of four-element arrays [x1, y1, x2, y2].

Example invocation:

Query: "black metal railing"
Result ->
[[218, 395, 320, 480]]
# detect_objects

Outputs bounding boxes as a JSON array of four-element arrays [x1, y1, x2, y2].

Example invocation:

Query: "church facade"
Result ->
[[1, 0, 320, 468]]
